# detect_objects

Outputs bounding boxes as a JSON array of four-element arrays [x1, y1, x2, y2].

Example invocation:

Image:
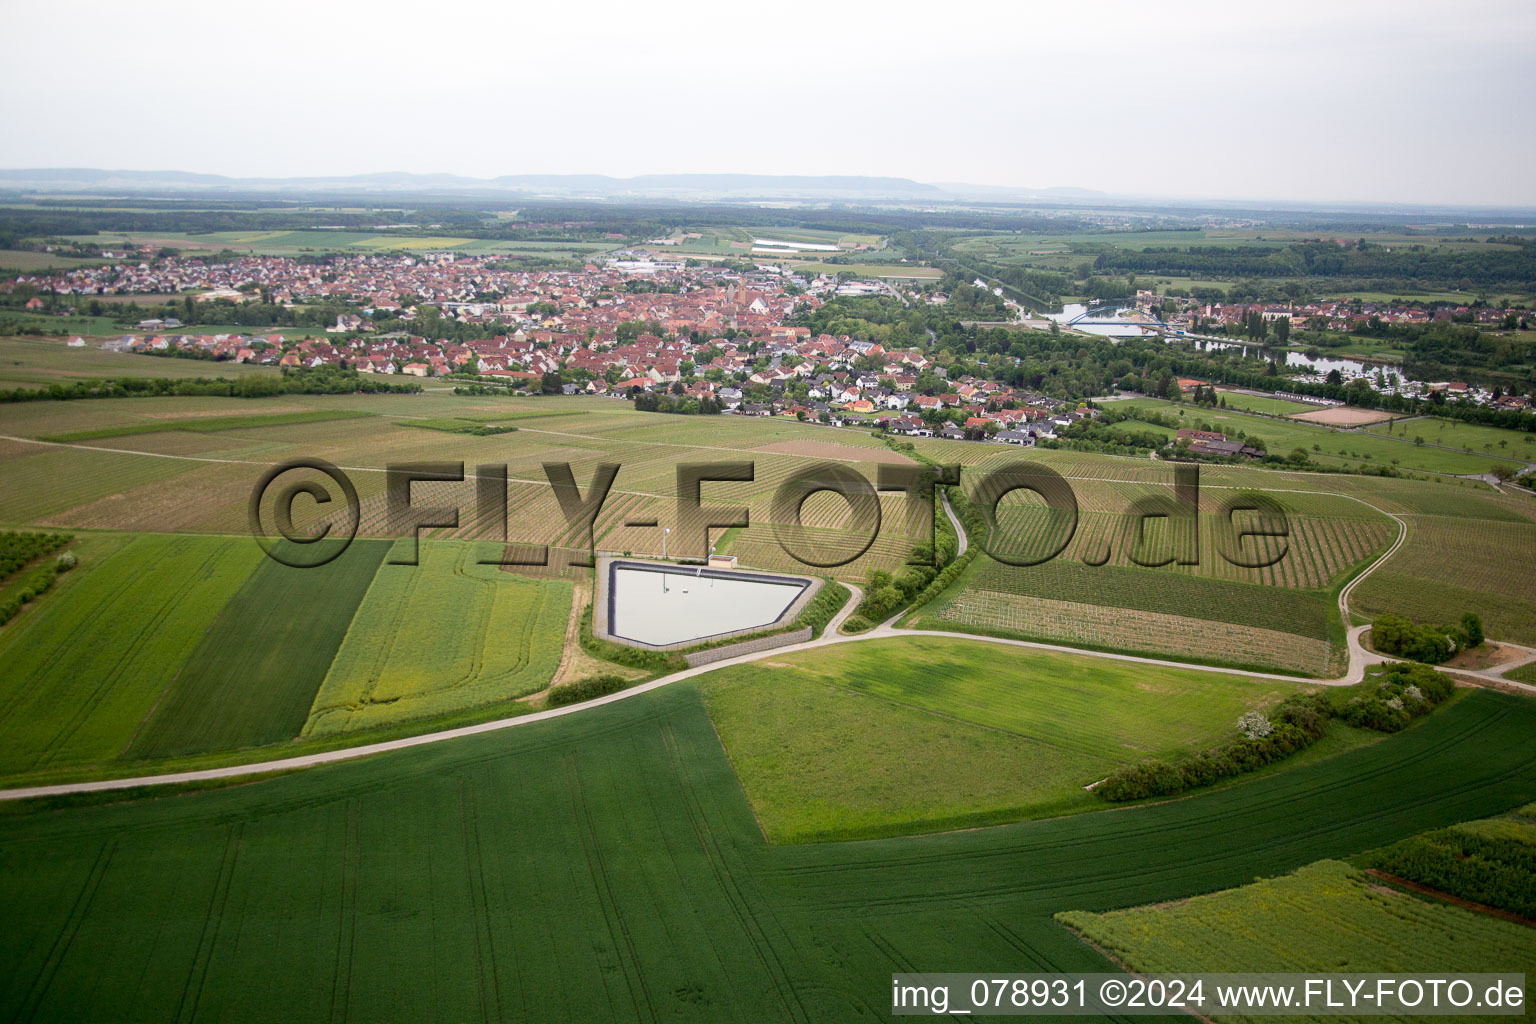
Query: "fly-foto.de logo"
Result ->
[[248, 458, 1289, 572]]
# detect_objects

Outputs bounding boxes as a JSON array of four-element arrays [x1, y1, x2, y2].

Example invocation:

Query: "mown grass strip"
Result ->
[[39, 409, 375, 442]]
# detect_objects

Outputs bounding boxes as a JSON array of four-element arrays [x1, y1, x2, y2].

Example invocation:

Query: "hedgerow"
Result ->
[[1098, 663, 1456, 801], [0, 532, 72, 581], [546, 674, 632, 707]]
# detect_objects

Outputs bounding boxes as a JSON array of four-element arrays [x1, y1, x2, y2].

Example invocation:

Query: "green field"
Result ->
[[1058, 859, 1535, 992], [1209, 390, 1317, 416], [0, 684, 1532, 1021], [125, 540, 392, 760], [0, 336, 282, 389], [1365, 415, 1536, 464], [1109, 397, 1525, 475], [0, 249, 113, 272], [301, 540, 569, 736], [38, 408, 375, 442], [790, 262, 939, 279], [947, 227, 1536, 304], [57, 230, 618, 259], [0, 534, 266, 778], [698, 636, 1311, 841]]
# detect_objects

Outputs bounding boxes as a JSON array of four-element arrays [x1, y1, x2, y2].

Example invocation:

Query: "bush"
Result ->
[[1371, 613, 1455, 663], [1458, 612, 1484, 649], [1096, 759, 1185, 801], [1237, 710, 1273, 739], [795, 580, 850, 639], [0, 531, 72, 580], [545, 674, 630, 708], [1339, 662, 1454, 732], [56, 551, 77, 572], [841, 614, 873, 634]]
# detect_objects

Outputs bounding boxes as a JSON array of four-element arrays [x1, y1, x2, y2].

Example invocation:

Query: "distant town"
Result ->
[[8, 246, 1532, 449]]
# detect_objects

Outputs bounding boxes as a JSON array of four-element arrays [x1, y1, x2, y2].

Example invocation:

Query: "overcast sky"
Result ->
[[4, 0, 1534, 206]]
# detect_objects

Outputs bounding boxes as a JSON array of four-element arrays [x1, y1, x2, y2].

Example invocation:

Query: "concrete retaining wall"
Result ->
[[685, 627, 813, 667]]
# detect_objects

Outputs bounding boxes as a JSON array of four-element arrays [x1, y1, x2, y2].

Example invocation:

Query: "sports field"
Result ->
[[1208, 390, 1316, 416]]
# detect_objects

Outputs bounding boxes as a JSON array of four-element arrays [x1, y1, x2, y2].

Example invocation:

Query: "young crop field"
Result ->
[[1351, 516, 1536, 644], [0, 534, 266, 780], [697, 636, 1306, 842], [124, 540, 391, 760], [1057, 859, 1535, 990], [0, 685, 1533, 1022], [301, 540, 568, 736]]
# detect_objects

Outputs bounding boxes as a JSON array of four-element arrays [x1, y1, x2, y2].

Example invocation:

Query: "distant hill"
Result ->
[[0, 168, 944, 200]]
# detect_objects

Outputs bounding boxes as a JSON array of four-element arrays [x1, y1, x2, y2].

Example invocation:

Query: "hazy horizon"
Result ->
[[5, 0, 1534, 207]]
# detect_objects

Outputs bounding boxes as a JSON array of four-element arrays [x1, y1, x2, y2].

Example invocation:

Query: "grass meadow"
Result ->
[[1110, 397, 1526, 475], [1365, 414, 1536, 462], [698, 636, 1308, 841]]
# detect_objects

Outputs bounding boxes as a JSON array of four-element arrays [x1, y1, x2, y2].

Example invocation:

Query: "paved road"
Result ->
[[1, 467, 1530, 803]]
